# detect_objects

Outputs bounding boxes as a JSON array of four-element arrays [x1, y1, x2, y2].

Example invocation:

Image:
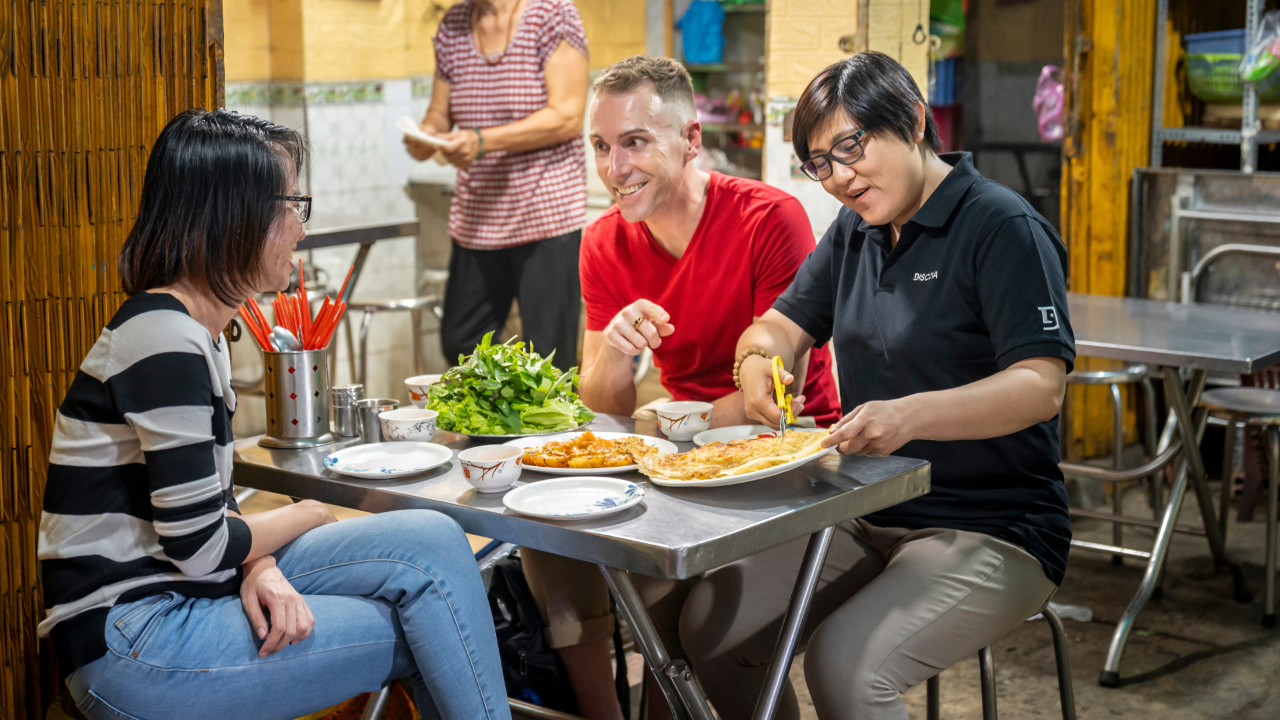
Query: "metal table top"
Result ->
[[233, 416, 930, 579], [297, 218, 419, 252], [1068, 292, 1280, 373]]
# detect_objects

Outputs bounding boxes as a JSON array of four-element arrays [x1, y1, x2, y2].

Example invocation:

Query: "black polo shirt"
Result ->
[[774, 153, 1075, 584]]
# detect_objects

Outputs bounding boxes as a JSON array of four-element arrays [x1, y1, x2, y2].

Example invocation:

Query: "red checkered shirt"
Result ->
[[434, 0, 588, 249]]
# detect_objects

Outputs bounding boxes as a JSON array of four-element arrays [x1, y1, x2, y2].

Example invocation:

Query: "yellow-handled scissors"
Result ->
[[771, 356, 797, 431]]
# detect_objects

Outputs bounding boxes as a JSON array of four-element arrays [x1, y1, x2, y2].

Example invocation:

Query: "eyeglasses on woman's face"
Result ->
[[799, 129, 867, 182], [276, 195, 312, 223]]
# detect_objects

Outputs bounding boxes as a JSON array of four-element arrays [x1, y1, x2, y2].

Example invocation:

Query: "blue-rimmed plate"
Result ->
[[502, 477, 644, 520], [323, 442, 452, 479]]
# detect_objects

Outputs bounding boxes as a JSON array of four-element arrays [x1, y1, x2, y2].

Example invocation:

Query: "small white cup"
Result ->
[[655, 401, 714, 441], [404, 374, 443, 409], [458, 445, 523, 493], [379, 408, 438, 442]]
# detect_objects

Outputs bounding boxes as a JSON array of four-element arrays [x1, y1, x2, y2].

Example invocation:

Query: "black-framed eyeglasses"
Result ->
[[799, 130, 867, 182], [276, 195, 312, 223]]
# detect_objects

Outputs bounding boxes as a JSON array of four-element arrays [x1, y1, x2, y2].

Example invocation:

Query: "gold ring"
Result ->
[[633, 316, 645, 331]]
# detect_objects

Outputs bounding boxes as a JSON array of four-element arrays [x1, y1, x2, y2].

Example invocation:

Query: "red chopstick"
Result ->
[[239, 305, 275, 351], [335, 265, 354, 303]]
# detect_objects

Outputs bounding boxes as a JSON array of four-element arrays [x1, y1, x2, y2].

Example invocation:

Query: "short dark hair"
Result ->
[[593, 55, 696, 123], [791, 51, 941, 163], [119, 108, 309, 306]]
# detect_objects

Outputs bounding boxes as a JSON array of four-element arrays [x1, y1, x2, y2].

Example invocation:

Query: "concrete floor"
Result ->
[[243, 464, 1279, 720], [781, 480, 1280, 720]]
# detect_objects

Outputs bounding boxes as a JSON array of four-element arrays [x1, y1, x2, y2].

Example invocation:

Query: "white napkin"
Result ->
[[397, 116, 451, 166]]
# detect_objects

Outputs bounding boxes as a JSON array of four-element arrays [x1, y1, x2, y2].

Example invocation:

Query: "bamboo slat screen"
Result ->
[[0, 1, 223, 717]]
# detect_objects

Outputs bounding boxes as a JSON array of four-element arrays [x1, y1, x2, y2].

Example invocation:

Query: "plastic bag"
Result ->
[[1241, 11, 1280, 83], [1032, 65, 1065, 143], [677, 1, 725, 66]]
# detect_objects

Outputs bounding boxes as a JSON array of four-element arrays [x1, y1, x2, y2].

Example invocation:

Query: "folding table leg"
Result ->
[[751, 527, 836, 720], [1266, 427, 1278, 628], [1099, 457, 1191, 687], [1161, 368, 1251, 601], [599, 565, 712, 720]]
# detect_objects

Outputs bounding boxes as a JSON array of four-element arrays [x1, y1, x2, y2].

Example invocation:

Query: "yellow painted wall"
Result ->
[[866, 0, 930, 94], [224, 0, 273, 81], [767, 0, 928, 100], [576, 1, 647, 70], [225, 0, 640, 84], [767, 0, 859, 97]]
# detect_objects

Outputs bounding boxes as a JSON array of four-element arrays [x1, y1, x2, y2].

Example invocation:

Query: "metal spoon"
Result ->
[[272, 326, 302, 351]]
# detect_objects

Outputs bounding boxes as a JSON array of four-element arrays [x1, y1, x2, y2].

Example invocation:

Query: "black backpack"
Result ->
[[488, 556, 580, 714], [487, 554, 631, 718]]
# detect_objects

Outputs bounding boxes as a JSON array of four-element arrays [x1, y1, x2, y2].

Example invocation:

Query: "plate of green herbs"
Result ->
[[427, 332, 597, 439]]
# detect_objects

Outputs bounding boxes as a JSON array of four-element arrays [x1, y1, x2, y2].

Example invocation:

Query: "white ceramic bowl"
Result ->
[[458, 445, 523, 493], [655, 401, 714, 441], [405, 374, 443, 409], [379, 408, 438, 442]]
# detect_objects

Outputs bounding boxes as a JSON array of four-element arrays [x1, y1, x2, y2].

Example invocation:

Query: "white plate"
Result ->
[[323, 442, 453, 479], [692, 425, 779, 447], [502, 477, 644, 520], [646, 441, 833, 488], [503, 432, 679, 475]]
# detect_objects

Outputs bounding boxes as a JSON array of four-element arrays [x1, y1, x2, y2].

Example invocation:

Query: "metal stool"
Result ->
[[1200, 386, 1280, 628], [1064, 364, 1160, 564], [345, 295, 441, 388], [926, 604, 1076, 720]]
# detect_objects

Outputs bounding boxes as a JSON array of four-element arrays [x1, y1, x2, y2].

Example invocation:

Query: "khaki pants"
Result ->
[[523, 520, 1056, 720], [680, 520, 1057, 720]]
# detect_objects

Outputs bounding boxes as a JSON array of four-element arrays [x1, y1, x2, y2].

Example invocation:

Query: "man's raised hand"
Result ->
[[604, 299, 675, 356]]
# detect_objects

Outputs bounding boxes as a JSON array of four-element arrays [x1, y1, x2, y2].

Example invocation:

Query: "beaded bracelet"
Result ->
[[732, 347, 771, 390]]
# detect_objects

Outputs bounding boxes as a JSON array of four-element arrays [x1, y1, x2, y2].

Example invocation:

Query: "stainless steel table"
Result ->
[[1065, 293, 1280, 686], [232, 415, 930, 720]]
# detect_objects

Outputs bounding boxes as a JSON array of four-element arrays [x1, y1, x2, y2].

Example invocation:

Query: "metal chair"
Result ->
[[1063, 364, 1160, 564], [1200, 386, 1280, 628], [926, 604, 1077, 720], [344, 295, 441, 388]]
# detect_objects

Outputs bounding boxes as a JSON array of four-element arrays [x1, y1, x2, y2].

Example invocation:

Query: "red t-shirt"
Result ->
[[580, 172, 841, 426]]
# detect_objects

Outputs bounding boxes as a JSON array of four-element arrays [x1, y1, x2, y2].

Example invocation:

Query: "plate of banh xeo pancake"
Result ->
[[635, 429, 831, 487]]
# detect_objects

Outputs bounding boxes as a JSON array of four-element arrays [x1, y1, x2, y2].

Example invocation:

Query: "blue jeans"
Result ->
[[67, 510, 512, 720]]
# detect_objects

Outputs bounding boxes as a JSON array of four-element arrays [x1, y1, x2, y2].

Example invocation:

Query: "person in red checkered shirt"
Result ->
[[405, 0, 589, 370]]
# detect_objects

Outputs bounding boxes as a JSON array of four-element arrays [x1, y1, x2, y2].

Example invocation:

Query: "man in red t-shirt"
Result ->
[[520, 56, 839, 720], [577, 71, 839, 427]]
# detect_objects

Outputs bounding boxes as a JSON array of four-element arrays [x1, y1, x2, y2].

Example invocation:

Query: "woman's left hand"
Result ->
[[822, 399, 915, 456], [241, 556, 314, 658], [440, 129, 482, 170]]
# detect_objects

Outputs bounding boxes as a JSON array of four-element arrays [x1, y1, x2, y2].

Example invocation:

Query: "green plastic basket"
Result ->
[[1186, 53, 1280, 103]]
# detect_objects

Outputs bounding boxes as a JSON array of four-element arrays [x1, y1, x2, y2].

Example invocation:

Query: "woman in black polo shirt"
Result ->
[[676, 52, 1075, 720]]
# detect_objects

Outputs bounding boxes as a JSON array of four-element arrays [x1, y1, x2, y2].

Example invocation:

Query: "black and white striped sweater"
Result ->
[[38, 292, 252, 673]]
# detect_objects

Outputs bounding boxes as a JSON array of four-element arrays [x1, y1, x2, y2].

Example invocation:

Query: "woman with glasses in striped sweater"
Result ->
[[38, 108, 512, 720]]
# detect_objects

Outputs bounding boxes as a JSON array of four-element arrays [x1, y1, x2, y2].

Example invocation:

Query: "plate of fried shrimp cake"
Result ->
[[503, 431, 679, 475]]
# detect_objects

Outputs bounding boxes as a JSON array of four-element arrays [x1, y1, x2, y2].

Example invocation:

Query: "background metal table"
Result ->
[[1070, 292, 1280, 374], [1065, 292, 1280, 686], [233, 415, 930, 720]]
